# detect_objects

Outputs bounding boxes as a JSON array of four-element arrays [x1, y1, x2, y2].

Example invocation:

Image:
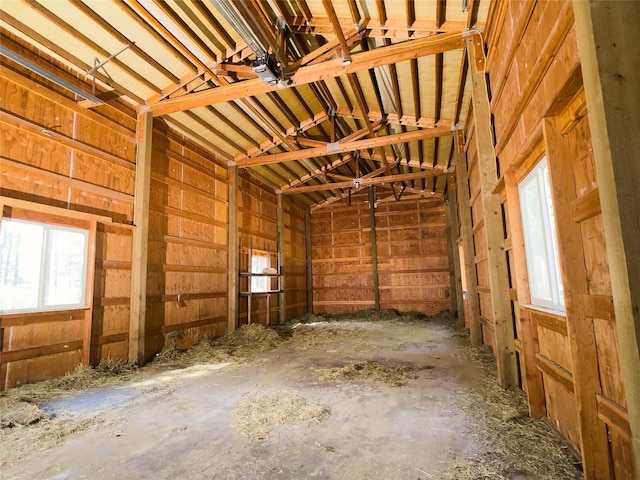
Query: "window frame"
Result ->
[[518, 155, 565, 312], [250, 250, 270, 293], [0, 202, 98, 316]]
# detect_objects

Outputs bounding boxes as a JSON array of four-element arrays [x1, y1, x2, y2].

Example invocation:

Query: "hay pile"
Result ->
[[0, 397, 44, 428], [317, 361, 422, 387], [3, 359, 136, 404], [285, 325, 364, 351], [440, 344, 582, 480], [154, 324, 283, 366], [232, 390, 331, 441]]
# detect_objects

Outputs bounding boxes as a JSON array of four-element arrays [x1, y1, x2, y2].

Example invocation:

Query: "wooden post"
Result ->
[[277, 194, 286, 325], [227, 166, 239, 333], [504, 171, 546, 419], [368, 185, 380, 310], [574, 3, 640, 475], [543, 117, 612, 480], [466, 35, 519, 389], [129, 111, 153, 365], [454, 128, 482, 344], [444, 178, 464, 319], [305, 207, 313, 314], [81, 221, 98, 366]]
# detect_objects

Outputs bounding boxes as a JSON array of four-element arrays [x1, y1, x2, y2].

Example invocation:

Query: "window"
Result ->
[[250, 253, 269, 293], [519, 156, 564, 311], [0, 218, 89, 313]]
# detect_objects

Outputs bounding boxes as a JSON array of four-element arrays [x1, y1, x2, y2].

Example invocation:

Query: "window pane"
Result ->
[[0, 220, 44, 311], [542, 165, 565, 306], [44, 227, 87, 307], [251, 255, 269, 293], [520, 177, 554, 304]]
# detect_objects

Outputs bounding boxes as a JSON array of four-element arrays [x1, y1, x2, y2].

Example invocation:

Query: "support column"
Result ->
[[466, 34, 518, 389], [544, 117, 612, 480], [129, 111, 153, 365], [368, 186, 380, 310], [227, 166, 239, 333], [277, 194, 286, 325], [504, 171, 546, 419], [574, 2, 640, 476], [445, 176, 464, 319], [305, 207, 313, 314], [454, 127, 482, 344]]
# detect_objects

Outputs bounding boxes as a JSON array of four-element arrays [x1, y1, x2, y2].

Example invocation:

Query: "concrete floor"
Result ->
[[1, 317, 581, 480]]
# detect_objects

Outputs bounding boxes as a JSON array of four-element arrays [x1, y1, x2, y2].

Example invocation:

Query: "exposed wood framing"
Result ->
[[128, 111, 153, 365], [147, 32, 465, 116], [368, 186, 381, 310], [281, 169, 450, 194], [236, 126, 452, 167], [305, 207, 313, 314], [466, 35, 518, 389], [543, 117, 612, 479], [454, 128, 481, 344], [444, 180, 464, 318], [504, 172, 546, 419], [277, 194, 286, 325], [573, 2, 640, 475], [227, 166, 239, 333]]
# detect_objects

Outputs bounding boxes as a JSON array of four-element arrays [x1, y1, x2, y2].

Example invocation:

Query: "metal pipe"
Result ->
[[0, 45, 103, 106]]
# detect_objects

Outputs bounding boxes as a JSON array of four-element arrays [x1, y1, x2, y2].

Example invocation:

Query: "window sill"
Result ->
[[521, 303, 566, 318]]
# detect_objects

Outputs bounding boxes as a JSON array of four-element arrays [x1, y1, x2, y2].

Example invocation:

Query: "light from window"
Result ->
[[251, 254, 269, 293], [519, 156, 564, 311], [0, 219, 88, 313]]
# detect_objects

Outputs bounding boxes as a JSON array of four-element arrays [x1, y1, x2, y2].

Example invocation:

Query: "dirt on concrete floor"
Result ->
[[0, 310, 582, 480]]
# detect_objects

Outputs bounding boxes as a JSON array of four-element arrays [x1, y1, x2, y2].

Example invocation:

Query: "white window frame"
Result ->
[[518, 156, 565, 312], [0, 217, 89, 314]]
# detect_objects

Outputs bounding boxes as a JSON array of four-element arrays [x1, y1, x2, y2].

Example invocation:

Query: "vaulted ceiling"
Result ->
[[0, 0, 490, 207]]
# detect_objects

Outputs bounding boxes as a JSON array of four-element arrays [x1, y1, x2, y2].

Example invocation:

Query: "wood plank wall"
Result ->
[[376, 197, 451, 314], [0, 31, 244, 387], [310, 191, 452, 315], [283, 198, 307, 320], [458, 0, 635, 477], [237, 174, 278, 326]]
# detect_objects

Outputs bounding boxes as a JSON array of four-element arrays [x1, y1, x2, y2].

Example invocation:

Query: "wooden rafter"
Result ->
[[284, 168, 450, 194], [287, 18, 478, 38], [235, 126, 451, 167], [335, 108, 453, 129], [146, 31, 466, 116]]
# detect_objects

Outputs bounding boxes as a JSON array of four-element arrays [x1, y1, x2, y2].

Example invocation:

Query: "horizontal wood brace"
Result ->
[[160, 316, 228, 334], [150, 170, 222, 202], [1, 340, 83, 363], [595, 393, 632, 439], [0, 308, 87, 327], [514, 338, 524, 354], [0, 66, 135, 138], [477, 286, 491, 294], [570, 188, 601, 223], [378, 285, 450, 290], [583, 295, 615, 322], [1, 109, 134, 170], [96, 260, 131, 270], [377, 268, 450, 274], [161, 235, 228, 250], [312, 300, 376, 305], [148, 264, 227, 274], [529, 307, 568, 336], [95, 296, 130, 307], [161, 148, 228, 184], [471, 217, 485, 235], [150, 205, 227, 229], [0, 158, 133, 203], [535, 352, 574, 393], [93, 332, 128, 346]]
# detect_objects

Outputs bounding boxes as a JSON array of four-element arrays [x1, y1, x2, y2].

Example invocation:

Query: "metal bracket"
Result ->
[[87, 43, 132, 96]]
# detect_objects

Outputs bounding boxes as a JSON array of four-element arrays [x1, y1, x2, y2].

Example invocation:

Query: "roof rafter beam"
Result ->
[[146, 31, 465, 116], [235, 125, 452, 167], [281, 168, 451, 194]]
